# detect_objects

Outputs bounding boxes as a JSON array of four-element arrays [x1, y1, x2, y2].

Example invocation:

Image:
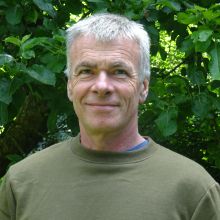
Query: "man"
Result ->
[[0, 13, 219, 220]]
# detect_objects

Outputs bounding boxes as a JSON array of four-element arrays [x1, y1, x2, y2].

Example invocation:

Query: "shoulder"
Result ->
[[8, 137, 75, 179], [148, 137, 217, 188]]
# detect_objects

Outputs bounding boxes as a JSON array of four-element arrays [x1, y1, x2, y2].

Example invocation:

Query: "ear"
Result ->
[[139, 79, 149, 104], [67, 79, 73, 102]]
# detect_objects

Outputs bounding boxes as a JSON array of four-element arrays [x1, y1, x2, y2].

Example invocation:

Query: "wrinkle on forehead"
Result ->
[[70, 35, 141, 72]]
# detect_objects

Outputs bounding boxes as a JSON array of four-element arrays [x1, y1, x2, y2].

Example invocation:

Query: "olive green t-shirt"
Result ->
[[0, 135, 220, 220]]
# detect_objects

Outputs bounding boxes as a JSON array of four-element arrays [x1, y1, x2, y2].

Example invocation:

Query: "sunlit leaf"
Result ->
[[4, 36, 21, 46], [177, 12, 200, 24]]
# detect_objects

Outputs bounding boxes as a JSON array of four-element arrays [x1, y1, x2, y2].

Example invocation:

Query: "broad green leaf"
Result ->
[[21, 37, 48, 51], [179, 37, 194, 55], [194, 38, 211, 52], [0, 102, 8, 126], [159, 0, 181, 11], [191, 29, 213, 42], [0, 78, 12, 104], [192, 93, 210, 118], [177, 12, 200, 25], [209, 43, 220, 81], [43, 18, 56, 30], [6, 154, 23, 163], [214, 18, 220, 25], [188, 71, 206, 86], [21, 50, 35, 59], [9, 78, 24, 95], [20, 37, 48, 59], [26, 64, 56, 86], [194, 5, 206, 12], [203, 10, 220, 21], [173, 94, 189, 104], [0, 0, 7, 6], [40, 53, 65, 73], [5, 5, 23, 25], [0, 54, 14, 65], [33, 0, 56, 17], [155, 108, 178, 136], [4, 36, 21, 46], [25, 9, 38, 23], [21, 34, 32, 44]]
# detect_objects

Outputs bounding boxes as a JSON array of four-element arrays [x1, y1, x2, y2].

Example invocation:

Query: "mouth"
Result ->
[[85, 103, 119, 110]]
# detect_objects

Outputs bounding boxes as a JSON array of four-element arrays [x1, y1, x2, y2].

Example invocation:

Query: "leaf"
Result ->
[[26, 64, 56, 86], [155, 108, 178, 136], [4, 36, 21, 46], [0, 78, 12, 104], [159, 0, 181, 11], [40, 53, 66, 73], [0, 0, 7, 6], [21, 50, 35, 59], [5, 4, 23, 25], [21, 34, 32, 44], [33, 0, 56, 17], [21, 37, 48, 51], [191, 29, 213, 42], [47, 110, 58, 132], [188, 70, 206, 86], [192, 93, 210, 118], [203, 10, 220, 21], [179, 37, 194, 55], [0, 102, 8, 126], [9, 78, 24, 95], [25, 9, 38, 23], [177, 12, 200, 25], [0, 54, 14, 65], [194, 39, 212, 52], [20, 37, 48, 59], [6, 154, 23, 163], [209, 43, 220, 81]]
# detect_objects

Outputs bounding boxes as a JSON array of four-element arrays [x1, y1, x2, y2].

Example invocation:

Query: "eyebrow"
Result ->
[[74, 60, 132, 71], [75, 61, 98, 71]]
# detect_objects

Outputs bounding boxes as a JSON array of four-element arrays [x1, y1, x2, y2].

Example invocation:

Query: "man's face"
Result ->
[[67, 35, 148, 135]]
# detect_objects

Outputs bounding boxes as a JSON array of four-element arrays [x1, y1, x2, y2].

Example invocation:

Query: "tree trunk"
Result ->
[[0, 94, 48, 177]]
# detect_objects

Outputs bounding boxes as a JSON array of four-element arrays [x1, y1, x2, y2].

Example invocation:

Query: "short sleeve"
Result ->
[[191, 183, 220, 220]]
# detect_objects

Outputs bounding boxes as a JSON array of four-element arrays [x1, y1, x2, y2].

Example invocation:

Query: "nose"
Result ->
[[91, 71, 113, 96]]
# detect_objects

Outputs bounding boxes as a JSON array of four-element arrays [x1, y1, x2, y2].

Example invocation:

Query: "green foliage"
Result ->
[[0, 0, 220, 182]]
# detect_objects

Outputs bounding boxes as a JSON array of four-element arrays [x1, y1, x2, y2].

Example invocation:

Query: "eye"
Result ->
[[79, 69, 93, 75], [76, 69, 94, 78], [114, 69, 128, 78]]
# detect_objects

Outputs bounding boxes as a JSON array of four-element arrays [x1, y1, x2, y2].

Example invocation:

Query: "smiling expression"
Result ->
[[67, 35, 148, 136]]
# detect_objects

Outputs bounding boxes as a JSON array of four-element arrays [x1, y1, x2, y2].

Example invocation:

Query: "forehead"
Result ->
[[69, 35, 140, 68]]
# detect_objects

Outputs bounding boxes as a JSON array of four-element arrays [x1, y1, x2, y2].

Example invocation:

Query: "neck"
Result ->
[[79, 124, 144, 152]]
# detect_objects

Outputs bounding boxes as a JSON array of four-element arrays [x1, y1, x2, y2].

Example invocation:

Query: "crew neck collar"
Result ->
[[70, 134, 158, 164]]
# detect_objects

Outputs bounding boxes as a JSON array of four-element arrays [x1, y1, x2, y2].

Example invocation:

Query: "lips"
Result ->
[[85, 102, 119, 111], [86, 103, 119, 107]]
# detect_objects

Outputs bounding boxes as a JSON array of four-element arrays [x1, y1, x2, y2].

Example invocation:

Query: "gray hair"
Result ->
[[66, 13, 151, 81]]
